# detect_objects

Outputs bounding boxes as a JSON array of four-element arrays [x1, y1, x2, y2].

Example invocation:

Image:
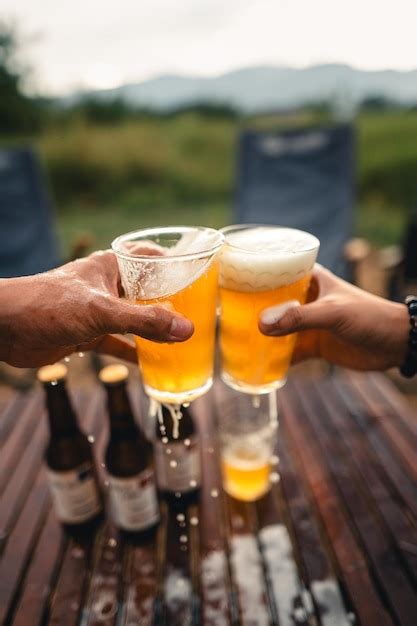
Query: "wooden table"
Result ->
[[1, 370, 417, 626]]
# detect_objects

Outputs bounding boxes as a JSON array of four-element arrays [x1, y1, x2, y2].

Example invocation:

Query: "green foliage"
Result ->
[[166, 101, 239, 120], [2, 103, 417, 248], [0, 21, 43, 133], [357, 111, 417, 212], [36, 114, 236, 206]]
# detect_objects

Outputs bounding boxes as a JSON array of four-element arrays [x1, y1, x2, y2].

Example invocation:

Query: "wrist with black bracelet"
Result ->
[[399, 295, 417, 378]]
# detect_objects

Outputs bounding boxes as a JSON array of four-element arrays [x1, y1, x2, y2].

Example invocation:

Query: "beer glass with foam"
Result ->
[[112, 226, 224, 405], [219, 225, 320, 394]]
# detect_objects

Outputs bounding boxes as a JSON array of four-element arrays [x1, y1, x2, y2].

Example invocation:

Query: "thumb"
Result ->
[[259, 299, 336, 336], [101, 300, 194, 342]]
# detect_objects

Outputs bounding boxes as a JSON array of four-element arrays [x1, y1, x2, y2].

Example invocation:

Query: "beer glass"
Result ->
[[217, 387, 278, 501], [112, 226, 224, 404], [219, 225, 319, 394]]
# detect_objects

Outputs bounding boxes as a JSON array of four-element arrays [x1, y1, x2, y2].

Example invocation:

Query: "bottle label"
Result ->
[[155, 436, 201, 493], [109, 469, 160, 531], [46, 463, 101, 524]]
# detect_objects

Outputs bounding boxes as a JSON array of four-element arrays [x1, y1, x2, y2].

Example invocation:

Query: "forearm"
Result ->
[[0, 274, 44, 364], [0, 277, 21, 362]]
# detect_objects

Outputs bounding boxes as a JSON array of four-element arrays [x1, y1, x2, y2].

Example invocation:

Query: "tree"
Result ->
[[0, 21, 42, 133]]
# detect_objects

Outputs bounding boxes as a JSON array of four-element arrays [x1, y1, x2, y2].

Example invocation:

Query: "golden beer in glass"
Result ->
[[217, 388, 278, 501], [112, 226, 224, 404], [219, 225, 319, 394]]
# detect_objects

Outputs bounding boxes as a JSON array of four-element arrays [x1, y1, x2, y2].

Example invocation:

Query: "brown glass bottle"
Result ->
[[154, 404, 201, 502], [38, 364, 102, 529], [100, 364, 160, 534]]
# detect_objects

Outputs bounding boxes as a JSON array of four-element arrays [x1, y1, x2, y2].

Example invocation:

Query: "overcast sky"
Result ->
[[3, 0, 417, 95]]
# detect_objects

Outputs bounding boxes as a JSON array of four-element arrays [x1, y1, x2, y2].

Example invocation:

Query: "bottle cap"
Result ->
[[99, 364, 129, 385], [37, 363, 68, 383]]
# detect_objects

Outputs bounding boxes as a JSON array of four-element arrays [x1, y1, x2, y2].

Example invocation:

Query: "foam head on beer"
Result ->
[[220, 226, 320, 292], [114, 227, 222, 301]]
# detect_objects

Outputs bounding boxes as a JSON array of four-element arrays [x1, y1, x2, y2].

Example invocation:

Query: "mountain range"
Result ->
[[68, 64, 417, 112]]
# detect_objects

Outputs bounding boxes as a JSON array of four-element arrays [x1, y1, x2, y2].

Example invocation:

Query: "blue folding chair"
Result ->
[[0, 147, 61, 278], [234, 124, 356, 278]]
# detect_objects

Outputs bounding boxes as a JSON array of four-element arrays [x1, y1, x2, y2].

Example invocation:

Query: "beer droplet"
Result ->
[[183, 402, 190, 408], [175, 492, 182, 499], [184, 438, 191, 447], [108, 538, 117, 548], [51, 380, 58, 386], [189, 479, 197, 488], [190, 516, 199, 526], [169, 460, 178, 468], [179, 534, 188, 543], [71, 546, 84, 559], [270, 472, 280, 483], [165, 448, 172, 455], [64, 356, 71, 363], [210, 488, 219, 498], [207, 447, 214, 454], [180, 545, 188, 551], [87, 435, 95, 443], [162, 436, 169, 444], [78, 351, 85, 358], [176, 513, 185, 523], [179, 522, 186, 528], [270, 455, 279, 466], [293, 607, 307, 621], [252, 395, 261, 409]]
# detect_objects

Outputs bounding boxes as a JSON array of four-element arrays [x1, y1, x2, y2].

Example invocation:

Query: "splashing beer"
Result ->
[[219, 226, 320, 394]]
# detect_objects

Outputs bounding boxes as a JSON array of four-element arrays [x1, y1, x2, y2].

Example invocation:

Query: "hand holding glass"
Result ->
[[113, 226, 224, 404], [219, 225, 320, 394]]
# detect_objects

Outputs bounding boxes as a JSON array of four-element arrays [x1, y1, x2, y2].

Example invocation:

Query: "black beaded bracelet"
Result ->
[[399, 295, 417, 378]]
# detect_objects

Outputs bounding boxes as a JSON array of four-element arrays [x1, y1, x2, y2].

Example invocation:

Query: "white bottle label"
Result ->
[[46, 463, 101, 524], [109, 469, 160, 531], [155, 436, 201, 493]]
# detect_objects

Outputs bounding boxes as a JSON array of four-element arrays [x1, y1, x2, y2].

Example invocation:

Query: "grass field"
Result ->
[[5, 108, 417, 253]]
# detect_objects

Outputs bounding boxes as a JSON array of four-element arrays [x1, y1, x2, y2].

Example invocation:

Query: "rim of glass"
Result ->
[[220, 223, 320, 255], [112, 225, 224, 262]]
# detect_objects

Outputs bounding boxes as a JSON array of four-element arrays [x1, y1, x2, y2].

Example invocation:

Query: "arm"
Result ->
[[0, 251, 193, 367], [259, 265, 409, 371]]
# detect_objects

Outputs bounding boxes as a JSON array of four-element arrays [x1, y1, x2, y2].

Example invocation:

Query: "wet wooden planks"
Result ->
[[0, 371, 416, 626]]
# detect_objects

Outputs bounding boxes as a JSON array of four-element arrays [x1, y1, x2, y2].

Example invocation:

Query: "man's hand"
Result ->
[[259, 264, 409, 371], [0, 251, 194, 367]]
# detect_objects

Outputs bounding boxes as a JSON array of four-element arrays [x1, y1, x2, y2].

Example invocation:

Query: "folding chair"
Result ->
[[0, 146, 61, 278], [234, 124, 362, 279]]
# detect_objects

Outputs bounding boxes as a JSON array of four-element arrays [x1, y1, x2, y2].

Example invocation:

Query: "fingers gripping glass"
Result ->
[[112, 226, 224, 404]]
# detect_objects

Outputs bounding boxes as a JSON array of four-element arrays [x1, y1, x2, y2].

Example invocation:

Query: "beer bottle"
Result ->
[[38, 363, 102, 527], [99, 364, 160, 534], [154, 404, 201, 501]]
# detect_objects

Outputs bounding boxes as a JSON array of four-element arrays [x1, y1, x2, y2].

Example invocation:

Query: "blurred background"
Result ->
[[0, 0, 417, 394], [1, 1, 417, 292]]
